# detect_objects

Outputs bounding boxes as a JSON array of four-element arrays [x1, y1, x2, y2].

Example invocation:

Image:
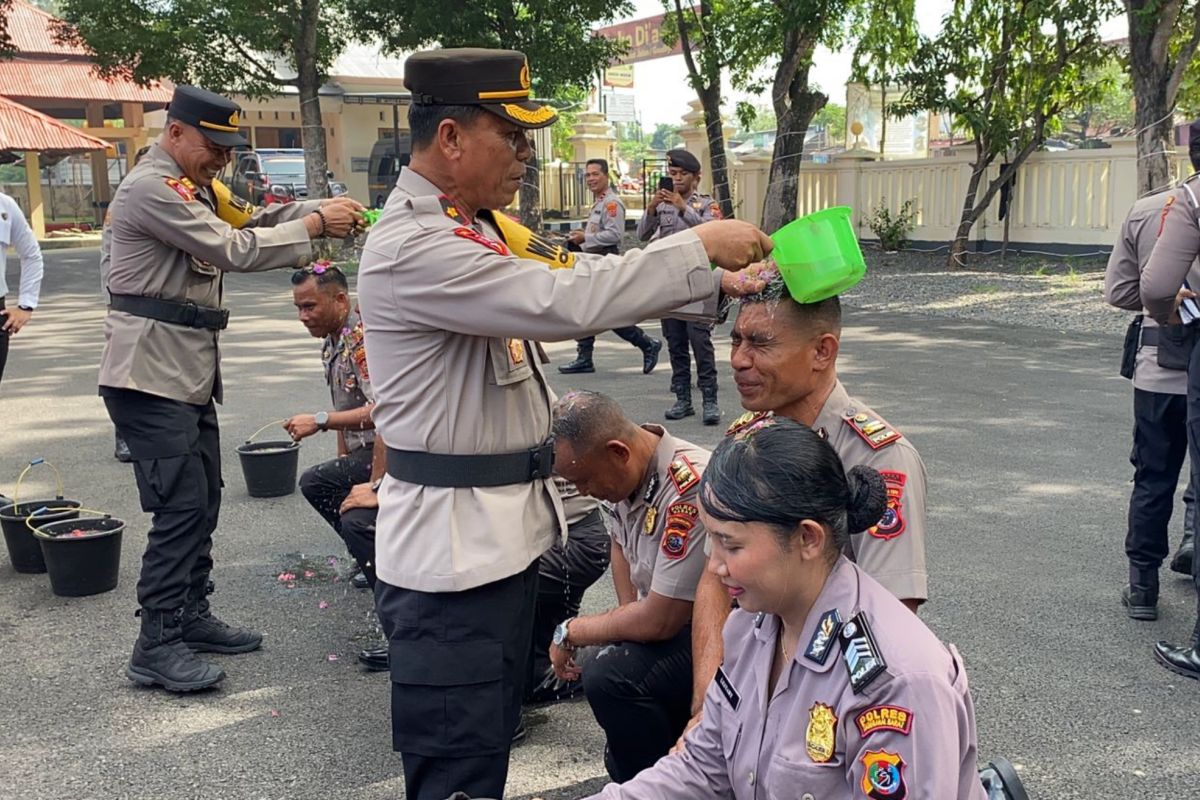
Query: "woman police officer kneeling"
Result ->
[[584, 416, 1020, 800]]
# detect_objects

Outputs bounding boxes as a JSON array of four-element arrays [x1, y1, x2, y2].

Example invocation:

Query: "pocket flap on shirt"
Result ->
[[388, 639, 503, 686]]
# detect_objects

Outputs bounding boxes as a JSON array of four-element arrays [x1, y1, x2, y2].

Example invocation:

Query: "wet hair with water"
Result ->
[[699, 416, 887, 556]]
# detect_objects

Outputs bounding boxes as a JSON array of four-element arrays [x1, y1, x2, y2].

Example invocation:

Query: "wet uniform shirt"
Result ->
[[726, 382, 929, 602], [607, 425, 711, 601], [589, 557, 986, 800], [357, 167, 724, 593], [322, 305, 376, 453]]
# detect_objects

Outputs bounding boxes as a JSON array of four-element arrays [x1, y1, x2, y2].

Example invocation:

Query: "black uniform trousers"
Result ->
[[101, 386, 222, 612], [376, 559, 539, 800], [338, 506, 378, 589], [299, 448, 374, 534], [1127, 388, 1194, 570], [0, 297, 10, 387], [662, 318, 717, 393], [582, 625, 693, 783], [525, 509, 611, 702]]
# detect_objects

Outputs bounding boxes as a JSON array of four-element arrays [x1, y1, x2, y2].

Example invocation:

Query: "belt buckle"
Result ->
[[181, 301, 199, 327], [529, 438, 555, 481]]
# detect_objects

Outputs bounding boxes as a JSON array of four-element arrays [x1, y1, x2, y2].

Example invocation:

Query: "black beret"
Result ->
[[666, 149, 701, 174], [404, 48, 557, 130]]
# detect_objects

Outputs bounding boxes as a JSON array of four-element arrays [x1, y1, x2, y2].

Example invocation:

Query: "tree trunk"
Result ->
[[698, 82, 734, 219], [519, 148, 542, 228], [295, 0, 331, 200], [880, 84, 887, 155], [1131, 59, 1173, 197], [948, 144, 989, 268], [761, 91, 825, 233]]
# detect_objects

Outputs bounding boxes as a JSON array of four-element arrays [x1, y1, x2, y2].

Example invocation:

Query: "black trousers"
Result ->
[[376, 560, 539, 800], [662, 318, 717, 393], [299, 448, 374, 534], [0, 297, 9, 388], [101, 386, 222, 612], [582, 625, 693, 783], [525, 509, 611, 700], [338, 506, 378, 589], [575, 327, 652, 358], [1127, 389, 1194, 570]]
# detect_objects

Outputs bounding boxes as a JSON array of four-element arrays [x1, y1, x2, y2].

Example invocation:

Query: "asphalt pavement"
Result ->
[[1, 247, 1197, 799]]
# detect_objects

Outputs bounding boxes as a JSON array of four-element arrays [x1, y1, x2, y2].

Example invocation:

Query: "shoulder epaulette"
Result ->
[[839, 612, 886, 694], [844, 412, 902, 450]]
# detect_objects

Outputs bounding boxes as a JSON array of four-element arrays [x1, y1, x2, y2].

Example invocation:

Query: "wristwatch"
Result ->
[[314, 411, 329, 431], [370, 477, 383, 492], [17, 305, 33, 311], [552, 617, 576, 650]]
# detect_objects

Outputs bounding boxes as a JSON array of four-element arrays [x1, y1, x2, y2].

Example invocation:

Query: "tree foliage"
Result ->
[[1060, 55, 1134, 141], [1, 0, 14, 58], [892, 0, 1110, 266], [850, 0, 917, 153]]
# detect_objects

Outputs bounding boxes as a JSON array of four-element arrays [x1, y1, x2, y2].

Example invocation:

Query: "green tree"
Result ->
[[650, 122, 682, 150], [893, 0, 1110, 267], [1060, 55, 1134, 142], [850, 0, 917, 154], [810, 102, 846, 149], [55, 0, 351, 199], [1125, 0, 1200, 195], [1, 0, 14, 58]]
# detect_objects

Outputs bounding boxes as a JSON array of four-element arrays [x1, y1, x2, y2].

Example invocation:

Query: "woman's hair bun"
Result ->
[[845, 465, 888, 532]]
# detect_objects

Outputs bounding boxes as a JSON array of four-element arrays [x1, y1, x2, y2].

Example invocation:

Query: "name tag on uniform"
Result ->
[[714, 666, 740, 710]]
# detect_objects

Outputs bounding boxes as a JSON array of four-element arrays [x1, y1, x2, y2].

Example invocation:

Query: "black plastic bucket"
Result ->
[[236, 440, 300, 498], [33, 516, 124, 597], [0, 499, 81, 573]]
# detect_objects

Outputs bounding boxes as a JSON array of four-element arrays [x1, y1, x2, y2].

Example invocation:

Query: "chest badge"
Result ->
[[805, 702, 838, 763], [507, 338, 526, 365], [643, 506, 658, 535]]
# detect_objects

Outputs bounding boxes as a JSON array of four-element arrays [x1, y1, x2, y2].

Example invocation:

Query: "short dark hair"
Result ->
[[291, 264, 348, 292], [552, 390, 638, 453], [742, 276, 842, 336], [585, 158, 609, 175], [409, 104, 488, 150], [700, 416, 887, 558]]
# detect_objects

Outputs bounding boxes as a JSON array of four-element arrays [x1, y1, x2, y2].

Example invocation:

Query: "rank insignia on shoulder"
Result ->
[[725, 410, 772, 437], [164, 177, 195, 202], [844, 413, 902, 450], [668, 456, 700, 494], [642, 505, 658, 535], [438, 195, 462, 220], [804, 608, 843, 665], [642, 472, 660, 504], [840, 613, 886, 694], [714, 666, 740, 710], [454, 226, 510, 256], [805, 702, 837, 763], [860, 750, 907, 799], [855, 705, 913, 738]]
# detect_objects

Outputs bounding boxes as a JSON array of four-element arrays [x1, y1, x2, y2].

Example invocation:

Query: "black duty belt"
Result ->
[[109, 293, 229, 331], [386, 439, 555, 488]]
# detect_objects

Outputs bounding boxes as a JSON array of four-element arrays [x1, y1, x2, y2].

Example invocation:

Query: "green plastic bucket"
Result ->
[[769, 206, 866, 303]]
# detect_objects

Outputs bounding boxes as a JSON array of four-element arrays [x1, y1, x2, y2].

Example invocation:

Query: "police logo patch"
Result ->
[[804, 608, 843, 665], [661, 526, 689, 559], [668, 456, 700, 494], [606, 201, 618, 218], [454, 226, 510, 256], [870, 471, 907, 539], [709, 201, 723, 220], [855, 705, 913, 738], [164, 177, 195, 202], [840, 613, 886, 694], [805, 703, 837, 763], [860, 750, 907, 799]]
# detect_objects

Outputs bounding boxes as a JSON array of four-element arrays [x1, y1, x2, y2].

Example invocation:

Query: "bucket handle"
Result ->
[[246, 419, 290, 444], [24, 507, 112, 533], [12, 458, 65, 506]]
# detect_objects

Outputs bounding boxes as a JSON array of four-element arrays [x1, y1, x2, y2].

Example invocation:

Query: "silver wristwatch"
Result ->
[[552, 617, 575, 650], [315, 411, 330, 431]]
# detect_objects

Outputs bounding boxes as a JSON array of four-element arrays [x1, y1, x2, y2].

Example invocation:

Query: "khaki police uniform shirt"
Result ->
[[726, 381, 929, 602], [1105, 191, 1198, 394], [357, 167, 724, 593], [590, 557, 985, 800], [608, 425, 711, 601], [583, 188, 625, 254], [323, 305, 376, 454], [1143, 174, 1200, 324], [99, 144, 321, 404], [637, 189, 721, 242]]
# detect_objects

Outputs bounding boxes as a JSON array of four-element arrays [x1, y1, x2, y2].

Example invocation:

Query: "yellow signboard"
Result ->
[[604, 65, 635, 88]]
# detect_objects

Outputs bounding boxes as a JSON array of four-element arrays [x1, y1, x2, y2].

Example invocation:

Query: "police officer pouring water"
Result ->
[[99, 85, 363, 693], [357, 47, 772, 800]]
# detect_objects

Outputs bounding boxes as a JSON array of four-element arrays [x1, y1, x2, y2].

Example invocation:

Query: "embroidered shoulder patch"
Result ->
[[709, 201, 723, 220], [668, 456, 700, 494], [860, 750, 907, 798], [869, 471, 907, 539], [840, 613, 887, 694], [855, 705, 913, 738], [606, 201, 618, 218], [714, 666, 740, 709], [844, 412, 902, 450], [661, 504, 696, 560], [164, 177, 195, 202], [454, 226, 510, 256]]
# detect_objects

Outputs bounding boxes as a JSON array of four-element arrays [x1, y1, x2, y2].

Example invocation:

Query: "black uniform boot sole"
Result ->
[[183, 639, 262, 654], [126, 663, 225, 692], [558, 361, 595, 374], [1121, 585, 1158, 621]]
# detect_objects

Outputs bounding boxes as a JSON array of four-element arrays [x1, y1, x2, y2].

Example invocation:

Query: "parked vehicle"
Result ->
[[228, 148, 347, 205], [368, 135, 411, 208]]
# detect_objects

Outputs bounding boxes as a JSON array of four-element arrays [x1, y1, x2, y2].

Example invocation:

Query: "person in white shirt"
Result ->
[[0, 190, 45, 385]]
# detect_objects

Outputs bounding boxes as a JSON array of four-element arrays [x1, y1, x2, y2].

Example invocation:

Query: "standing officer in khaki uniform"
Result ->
[[681, 282, 929, 744], [586, 419, 997, 800], [1105, 186, 1198, 622], [560, 158, 662, 375], [99, 85, 363, 693], [639, 149, 724, 424], [547, 390, 710, 782], [1142, 165, 1200, 680], [356, 48, 772, 800]]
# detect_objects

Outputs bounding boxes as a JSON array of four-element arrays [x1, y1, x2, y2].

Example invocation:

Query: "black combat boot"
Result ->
[[114, 434, 132, 463], [182, 580, 263, 654], [1170, 528, 1194, 576], [1121, 566, 1159, 621], [127, 608, 225, 692], [1153, 641, 1200, 680], [664, 388, 694, 420], [700, 385, 721, 426], [640, 338, 663, 375], [559, 343, 595, 374]]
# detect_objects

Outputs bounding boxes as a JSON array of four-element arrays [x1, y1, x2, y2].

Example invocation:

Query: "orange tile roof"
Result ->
[[5, 0, 89, 56], [0, 95, 109, 153], [0, 59, 173, 104]]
